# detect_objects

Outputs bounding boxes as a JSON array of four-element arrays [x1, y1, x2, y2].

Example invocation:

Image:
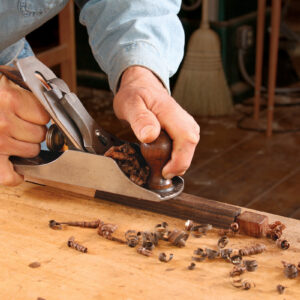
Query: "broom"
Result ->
[[173, 0, 233, 116]]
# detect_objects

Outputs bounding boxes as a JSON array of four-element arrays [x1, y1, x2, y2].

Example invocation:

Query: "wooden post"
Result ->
[[36, 1, 77, 93], [58, 0, 77, 93], [253, 0, 266, 120], [266, 0, 281, 137]]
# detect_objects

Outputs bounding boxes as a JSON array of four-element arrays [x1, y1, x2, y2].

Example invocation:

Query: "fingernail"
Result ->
[[140, 126, 155, 142], [164, 173, 175, 180]]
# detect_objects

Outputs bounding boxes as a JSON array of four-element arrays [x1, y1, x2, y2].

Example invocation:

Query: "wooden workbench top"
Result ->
[[0, 182, 299, 300]]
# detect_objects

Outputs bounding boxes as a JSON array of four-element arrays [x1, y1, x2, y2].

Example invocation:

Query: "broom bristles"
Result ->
[[173, 28, 233, 117]]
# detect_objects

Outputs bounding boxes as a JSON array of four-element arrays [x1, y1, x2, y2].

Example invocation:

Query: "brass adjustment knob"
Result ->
[[46, 124, 65, 152]]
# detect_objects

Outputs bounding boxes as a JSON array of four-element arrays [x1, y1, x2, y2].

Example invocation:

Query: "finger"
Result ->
[[0, 155, 23, 186], [0, 76, 50, 125], [0, 112, 47, 143], [153, 100, 200, 178], [0, 135, 40, 158], [114, 95, 161, 143], [162, 138, 198, 179]]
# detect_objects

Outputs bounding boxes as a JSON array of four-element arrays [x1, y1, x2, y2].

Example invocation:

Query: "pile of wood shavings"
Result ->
[[49, 217, 293, 294], [104, 143, 149, 186]]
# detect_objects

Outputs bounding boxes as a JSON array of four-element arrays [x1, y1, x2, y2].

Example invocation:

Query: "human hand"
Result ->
[[0, 75, 50, 186], [113, 66, 200, 179]]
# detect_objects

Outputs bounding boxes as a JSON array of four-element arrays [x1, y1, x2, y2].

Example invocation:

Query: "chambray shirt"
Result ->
[[0, 0, 184, 93]]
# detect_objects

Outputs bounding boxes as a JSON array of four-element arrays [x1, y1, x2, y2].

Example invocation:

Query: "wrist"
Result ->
[[120, 66, 166, 91]]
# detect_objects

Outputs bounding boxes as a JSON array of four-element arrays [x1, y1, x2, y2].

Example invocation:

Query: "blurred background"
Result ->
[[27, 0, 300, 219]]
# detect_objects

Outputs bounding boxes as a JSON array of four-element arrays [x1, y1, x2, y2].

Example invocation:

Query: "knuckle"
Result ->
[[190, 122, 201, 144], [35, 125, 47, 143], [0, 112, 9, 133], [0, 136, 7, 152], [24, 144, 40, 158], [194, 131, 201, 144], [0, 87, 11, 99], [152, 99, 169, 114], [187, 116, 200, 133], [194, 122, 200, 134], [132, 111, 152, 127], [179, 162, 191, 172], [186, 130, 200, 146], [38, 111, 50, 125], [0, 88, 17, 110], [0, 172, 15, 186]]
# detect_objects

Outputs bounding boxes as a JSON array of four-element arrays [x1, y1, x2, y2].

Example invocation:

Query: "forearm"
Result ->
[[79, 0, 184, 93]]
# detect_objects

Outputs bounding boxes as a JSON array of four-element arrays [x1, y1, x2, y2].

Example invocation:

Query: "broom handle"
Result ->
[[201, 0, 209, 29]]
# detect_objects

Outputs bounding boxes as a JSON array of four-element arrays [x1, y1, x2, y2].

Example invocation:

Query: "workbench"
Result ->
[[0, 182, 299, 300]]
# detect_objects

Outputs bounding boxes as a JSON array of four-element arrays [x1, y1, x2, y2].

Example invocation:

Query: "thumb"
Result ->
[[114, 98, 161, 143], [0, 155, 23, 186]]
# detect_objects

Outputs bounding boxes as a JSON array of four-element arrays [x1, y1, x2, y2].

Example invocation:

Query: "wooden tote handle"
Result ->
[[140, 130, 174, 192]]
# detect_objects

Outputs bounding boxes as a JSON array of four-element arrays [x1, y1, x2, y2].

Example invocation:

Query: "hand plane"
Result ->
[[11, 56, 184, 202]]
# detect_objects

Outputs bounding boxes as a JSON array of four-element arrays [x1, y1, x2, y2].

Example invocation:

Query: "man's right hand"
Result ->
[[0, 75, 50, 186]]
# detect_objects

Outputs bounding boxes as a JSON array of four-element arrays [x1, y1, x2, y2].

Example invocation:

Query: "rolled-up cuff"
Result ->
[[108, 41, 170, 94], [0, 39, 24, 66]]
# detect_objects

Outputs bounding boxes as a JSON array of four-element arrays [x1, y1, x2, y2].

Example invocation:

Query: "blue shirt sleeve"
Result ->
[[79, 0, 184, 94]]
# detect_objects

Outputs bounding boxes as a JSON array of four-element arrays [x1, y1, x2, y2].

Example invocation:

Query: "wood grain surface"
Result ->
[[0, 182, 300, 300], [95, 190, 241, 229], [26, 177, 241, 229]]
